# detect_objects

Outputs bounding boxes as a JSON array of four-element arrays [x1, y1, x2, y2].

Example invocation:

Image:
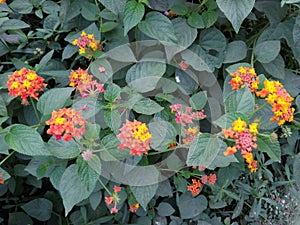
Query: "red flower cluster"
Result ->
[[117, 120, 152, 156], [222, 118, 259, 172], [0, 173, 4, 184], [46, 108, 87, 142], [105, 186, 121, 214], [7, 68, 47, 105], [228, 66, 260, 92], [170, 104, 206, 144], [187, 174, 217, 196], [69, 68, 105, 98]]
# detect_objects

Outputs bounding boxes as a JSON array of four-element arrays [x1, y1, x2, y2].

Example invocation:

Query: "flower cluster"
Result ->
[[69, 68, 105, 98], [0, 0, 5, 4], [129, 203, 140, 213], [105, 186, 121, 214], [72, 31, 103, 58], [0, 173, 4, 184], [7, 68, 47, 105], [187, 174, 217, 196], [170, 104, 206, 144], [117, 120, 152, 156], [256, 79, 294, 125], [222, 117, 259, 172], [229, 66, 260, 92], [46, 108, 88, 142]]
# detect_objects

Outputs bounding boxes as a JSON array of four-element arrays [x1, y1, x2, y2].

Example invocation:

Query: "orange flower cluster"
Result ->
[[7, 68, 47, 105], [46, 108, 87, 142], [229, 66, 260, 92], [222, 117, 258, 172], [129, 203, 140, 213], [72, 31, 103, 58], [0, 0, 5, 4], [69, 68, 105, 98], [256, 79, 294, 126], [187, 174, 217, 196], [105, 186, 121, 214], [0, 173, 4, 184], [117, 120, 152, 156]]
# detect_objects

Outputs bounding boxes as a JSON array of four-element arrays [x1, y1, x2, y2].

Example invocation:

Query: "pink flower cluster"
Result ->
[[105, 186, 121, 214]]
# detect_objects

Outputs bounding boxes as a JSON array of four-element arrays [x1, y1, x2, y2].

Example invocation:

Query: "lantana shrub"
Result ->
[[0, 0, 300, 224]]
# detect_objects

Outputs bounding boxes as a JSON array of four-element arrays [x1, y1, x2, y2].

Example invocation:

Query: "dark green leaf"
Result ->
[[133, 98, 164, 115], [189, 91, 207, 110], [62, 44, 78, 60], [188, 12, 205, 29], [202, 10, 218, 28], [104, 110, 121, 132], [21, 198, 53, 221], [170, 4, 188, 16], [98, 0, 126, 15], [216, 0, 255, 33], [8, 212, 33, 225], [293, 13, 300, 64], [9, 0, 33, 14], [0, 95, 7, 117], [293, 153, 300, 187], [257, 135, 281, 162], [5, 124, 49, 156], [157, 202, 175, 216], [261, 54, 285, 79], [223, 41, 247, 63], [77, 157, 98, 192], [0, 19, 30, 31], [131, 183, 158, 210], [254, 40, 281, 63], [124, 1, 145, 35], [178, 193, 208, 219], [81, 2, 100, 21], [186, 134, 221, 167], [104, 83, 121, 102], [47, 137, 80, 159]]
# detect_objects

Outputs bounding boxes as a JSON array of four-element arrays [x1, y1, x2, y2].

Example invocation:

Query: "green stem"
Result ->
[[30, 98, 40, 122], [98, 177, 112, 195], [0, 129, 9, 135], [0, 150, 15, 166]]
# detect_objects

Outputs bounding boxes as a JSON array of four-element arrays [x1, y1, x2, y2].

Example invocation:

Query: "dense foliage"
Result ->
[[0, 0, 300, 224]]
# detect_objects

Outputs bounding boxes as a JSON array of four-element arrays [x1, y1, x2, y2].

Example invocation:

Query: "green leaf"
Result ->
[[224, 86, 254, 115], [170, 4, 188, 16], [5, 124, 49, 156], [21, 198, 53, 221], [59, 164, 94, 215], [62, 44, 78, 60], [223, 41, 248, 63], [186, 134, 222, 167], [37, 87, 74, 116], [81, 2, 100, 21], [9, 0, 33, 14], [188, 12, 205, 29], [138, 12, 177, 44], [202, 10, 218, 28], [104, 83, 121, 102], [293, 13, 300, 64], [261, 54, 285, 79], [126, 62, 166, 93], [8, 212, 33, 225], [254, 40, 281, 63], [47, 137, 80, 159], [84, 123, 101, 140], [189, 91, 207, 110], [157, 202, 175, 216], [214, 112, 248, 129], [0, 95, 7, 117], [148, 119, 177, 150], [87, 155, 102, 175], [293, 153, 300, 187], [217, 0, 255, 33], [0, 19, 30, 31], [133, 98, 164, 115], [37, 50, 54, 71], [77, 157, 99, 192], [98, 0, 126, 15], [124, 1, 145, 36], [101, 22, 119, 33], [257, 135, 281, 162], [0, 167, 10, 182], [104, 110, 121, 133], [90, 58, 113, 83], [178, 193, 208, 219], [216, 0, 255, 33], [131, 183, 158, 210]]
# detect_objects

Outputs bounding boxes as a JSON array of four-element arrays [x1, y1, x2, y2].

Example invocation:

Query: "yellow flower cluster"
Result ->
[[229, 66, 260, 92]]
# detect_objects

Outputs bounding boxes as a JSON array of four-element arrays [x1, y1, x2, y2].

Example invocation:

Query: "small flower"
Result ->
[[117, 120, 152, 156], [198, 165, 205, 171], [105, 196, 114, 205], [77, 80, 105, 98], [82, 105, 88, 111], [232, 117, 247, 133], [129, 203, 140, 213], [224, 146, 237, 156], [187, 179, 202, 196], [249, 122, 259, 135], [113, 185, 121, 193], [7, 68, 47, 105], [46, 108, 87, 142], [201, 175, 208, 184], [178, 60, 189, 71], [0, 173, 4, 184], [105, 185, 122, 214], [208, 174, 217, 185], [110, 206, 118, 214], [81, 150, 93, 161], [99, 66, 106, 73], [69, 68, 93, 88]]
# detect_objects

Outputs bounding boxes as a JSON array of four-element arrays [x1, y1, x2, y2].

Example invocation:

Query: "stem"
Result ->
[[0, 150, 15, 166], [30, 98, 40, 122], [0, 129, 9, 135], [249, 102, 269, 118], [98, 177, 112, 195]]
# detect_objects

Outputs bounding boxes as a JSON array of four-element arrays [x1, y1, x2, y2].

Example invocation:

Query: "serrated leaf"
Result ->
[[138, 12, 177, 44], [133, 98, 163, 115], [87, 155, 102, 175], [254, 40, 281, 63], [124, 1, 145, 35], [224, 86, 254, 115], [59, 164, 94, 215], [47, 137, 80, 159], [216, 0, 255, 33], [37, 88, 74, 116], [77, 157, 98, 192], [104, 83, 121, 102], [257, 135, 281, 162], [189, 91, 207, 110], [148, 120, 177, 150], [104, 110, 121, 132], [5, 124, 49, 156], [178, 193, 208, 219], [21, 198, 53, 221], [186, 134, 221, 167], [131, 183, 158, 210]]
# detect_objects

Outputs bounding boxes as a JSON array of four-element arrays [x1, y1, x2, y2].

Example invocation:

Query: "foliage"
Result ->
[[0, 0, 300, 224]]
